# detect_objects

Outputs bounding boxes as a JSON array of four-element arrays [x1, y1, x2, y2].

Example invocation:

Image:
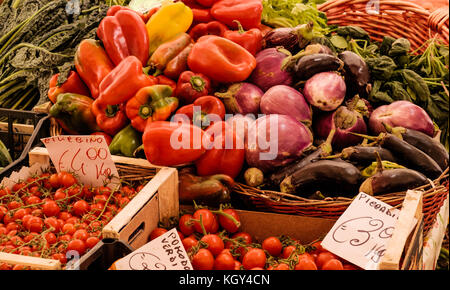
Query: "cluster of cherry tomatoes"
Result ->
[[150, 206, 361, 270], [0, 171, 144, 270]]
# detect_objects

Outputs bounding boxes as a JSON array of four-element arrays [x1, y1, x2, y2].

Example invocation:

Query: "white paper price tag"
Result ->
[[41, 135, 120, 188], [321, 192, 404, 270], [113, 228, 193, 270]]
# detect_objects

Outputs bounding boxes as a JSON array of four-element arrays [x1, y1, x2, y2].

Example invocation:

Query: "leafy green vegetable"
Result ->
[[261, 0, 329, 37], [0, 0, 109, 112]]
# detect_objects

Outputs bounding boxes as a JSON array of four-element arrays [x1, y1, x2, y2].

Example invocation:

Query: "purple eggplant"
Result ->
[[245, 114, 313, 172], [260, 85, 312, 126], [314, 104, 368, 149], [215, 82, 263, 115], [249, 48, 293, 92], [369, 100, 435, 137], [303, 71, 346, 111]]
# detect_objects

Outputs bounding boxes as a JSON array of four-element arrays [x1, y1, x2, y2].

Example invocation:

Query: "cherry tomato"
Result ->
[[31, 208, 43, 218], [178, 214, 195, 236], [182, 236, 198, 252], [218, 208, 241, 233], [6, 222, 20, 232], [149, 228, 168, 241], [85, 236, 100, 249], [26, 217, 43, 232], [73, 229, 89, 241], [234, 260, 242, 270], [13, 208, 30, 221], [62, 223, 76, 235], [54, 188, 67, 200], [67, 239, 86, 256], [262, 236, 282, 257], [322, 258, 344, 270], [200, 234, 224, 257], [48, 173, 60, 188], [315, 251, 338, 270], [25, 196, 41, 206], [72, 200, 90, 216], [58, 211, 72, 221], [59, 172, 77, 188], [44, 217, 60, 232], [52, 253, 67, 264], [214, 251, 236, 270], [192, 209, 218, 234], [42, 200, 60, 217], [294, 257, 318, 270], [274, 263, 290, 270], [0, 187, 11, 198], [7, 200, 22, 210], [0, 205, 7, 221], [44, 232, 57, 244], [94, 194, 108, 204], [192, 248, 215, 270], [281, 245, 297, 259], [242, 248, 266, 270]]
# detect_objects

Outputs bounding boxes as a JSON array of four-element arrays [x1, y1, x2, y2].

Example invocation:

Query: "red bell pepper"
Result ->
[[195, 121, 245, 178], [142, 121, 206, 166], [187, 35, 256, 83], [174, 95, 225, 129], [223, 20, 262, 56], [91, 99, 129, 136], [192, 8, 214, 24], [74, 39, 115, 99], [174, 71, 212, 104], [210, 0, 263, 30], [156, 75, 177, 93], [97, 9, 149, 66], [125, 85, 179, 133], [196, 0, 218, 7], [189, 21, 229, 42], [48, 71, 90, 104], [97, 56, 156, 105], [106, 5, 150, 23]]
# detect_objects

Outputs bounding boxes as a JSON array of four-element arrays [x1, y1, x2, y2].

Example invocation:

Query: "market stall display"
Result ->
[[0, 0, 448, 271]]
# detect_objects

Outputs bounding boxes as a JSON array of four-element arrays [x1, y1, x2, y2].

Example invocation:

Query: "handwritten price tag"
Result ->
[[321, 192, 407, 270], [112, 228, 193, 270], [41, 135, 120, 188]]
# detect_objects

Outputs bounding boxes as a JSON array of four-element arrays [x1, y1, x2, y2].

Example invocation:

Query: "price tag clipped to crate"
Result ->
[[321, 192, 419, 270], [41, 135, 120, 188], [110, 228, 193, 270]]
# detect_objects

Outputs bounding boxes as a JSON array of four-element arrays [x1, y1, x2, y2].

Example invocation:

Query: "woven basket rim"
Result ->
[[234, 168, 449, 207]]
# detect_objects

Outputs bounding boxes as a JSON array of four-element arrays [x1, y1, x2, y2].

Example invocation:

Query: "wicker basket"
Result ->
[[233, 0, 449, 236], [318, 0, 449, 52]]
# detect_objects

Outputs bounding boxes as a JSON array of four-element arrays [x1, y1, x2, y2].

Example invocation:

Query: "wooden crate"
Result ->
[[0, 147, 179, 270]]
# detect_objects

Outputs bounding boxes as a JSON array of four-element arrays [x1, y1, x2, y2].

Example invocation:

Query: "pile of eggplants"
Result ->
[[241, 24, 449, 199]]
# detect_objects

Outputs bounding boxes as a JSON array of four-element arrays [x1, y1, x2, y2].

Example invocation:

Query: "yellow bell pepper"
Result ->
[[146, 1, 193, 57]]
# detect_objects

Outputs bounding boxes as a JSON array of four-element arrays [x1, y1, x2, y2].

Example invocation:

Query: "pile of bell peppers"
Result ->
[[48, 0, 267, 185]]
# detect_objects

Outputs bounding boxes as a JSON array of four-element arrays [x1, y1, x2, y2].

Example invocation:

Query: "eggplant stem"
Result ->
[[374, 151, 384, 173]]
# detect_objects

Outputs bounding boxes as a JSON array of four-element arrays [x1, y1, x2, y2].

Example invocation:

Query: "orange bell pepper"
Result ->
[[48, 71, 90, 104], [125, 85, 179, 133], [74, 39, 115, 99]]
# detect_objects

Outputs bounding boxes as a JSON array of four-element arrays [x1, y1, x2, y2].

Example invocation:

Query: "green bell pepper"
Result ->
[[109, 124, 142, 157]]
